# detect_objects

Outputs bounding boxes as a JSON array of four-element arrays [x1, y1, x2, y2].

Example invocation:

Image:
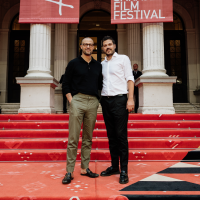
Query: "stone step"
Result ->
[[1, 103, 200, 114]]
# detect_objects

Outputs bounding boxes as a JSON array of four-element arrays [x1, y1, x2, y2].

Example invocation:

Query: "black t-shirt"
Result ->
[[62, 56, 102, 99]]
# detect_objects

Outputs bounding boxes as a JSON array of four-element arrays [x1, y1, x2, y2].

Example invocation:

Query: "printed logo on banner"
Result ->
[[19, 0, 79, 23], [45, 0, 74, 16], [111, 0, 173, 24]]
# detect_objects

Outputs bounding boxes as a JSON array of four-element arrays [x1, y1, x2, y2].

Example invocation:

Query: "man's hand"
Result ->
[[66, 93, 73, 103], [126, 98, 135, 113], [127, 80, 135, 112]]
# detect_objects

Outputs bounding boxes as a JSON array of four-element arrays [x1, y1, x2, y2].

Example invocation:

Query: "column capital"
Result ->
[[142, 22, 163, 28]]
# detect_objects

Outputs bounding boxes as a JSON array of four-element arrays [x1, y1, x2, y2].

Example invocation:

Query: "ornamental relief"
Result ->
[[94, 0, 102, 9]]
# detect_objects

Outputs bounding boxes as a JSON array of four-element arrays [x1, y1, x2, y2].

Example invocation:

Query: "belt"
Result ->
[[103, 94, 127, 98]]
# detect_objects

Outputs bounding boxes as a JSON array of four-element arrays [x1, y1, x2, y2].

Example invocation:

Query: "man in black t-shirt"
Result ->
[[62, 38, 102, 184]]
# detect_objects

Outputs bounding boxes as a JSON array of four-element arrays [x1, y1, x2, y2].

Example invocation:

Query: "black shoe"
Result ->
[[81, 168, 99, 178], [119, 171, 129, 184], [100, 166, 120, 177], [62, 172, 74, 184]]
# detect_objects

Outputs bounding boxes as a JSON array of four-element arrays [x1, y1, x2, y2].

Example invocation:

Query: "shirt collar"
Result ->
[[105, 52, 118, 62], [79, 55, 95, 63]]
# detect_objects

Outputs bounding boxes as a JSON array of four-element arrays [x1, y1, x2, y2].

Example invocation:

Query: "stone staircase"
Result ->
[[1, 103, 200, 114], [174, 103, 200, 113]]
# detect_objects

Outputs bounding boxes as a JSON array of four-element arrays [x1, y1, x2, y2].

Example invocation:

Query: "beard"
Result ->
[[82, 48, 93, 55], [105, 48, 115, 56]]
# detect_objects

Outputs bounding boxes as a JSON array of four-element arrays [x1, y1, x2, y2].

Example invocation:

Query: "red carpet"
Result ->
[[0, 114, 200, 199], [0, 161, 200, 200]]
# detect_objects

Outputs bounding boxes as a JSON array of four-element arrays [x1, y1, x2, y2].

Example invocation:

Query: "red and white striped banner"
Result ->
[[19, 0, 79, 23], [111, 0, 173, 24]]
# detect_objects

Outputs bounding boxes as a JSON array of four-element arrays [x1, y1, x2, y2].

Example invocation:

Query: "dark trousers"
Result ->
[[62, 91, 67, 113], [134, 90, 139, 113], [101, 95, 129, 173]]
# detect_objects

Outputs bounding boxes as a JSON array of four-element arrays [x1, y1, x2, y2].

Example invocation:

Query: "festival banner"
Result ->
[[111, 0, 173, 24], [19, 0, 79, 23]]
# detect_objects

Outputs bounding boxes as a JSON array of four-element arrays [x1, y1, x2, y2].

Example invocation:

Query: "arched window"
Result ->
[[79, 10, 116, 30], [164, 13, 184, 30], [11, 14, 30, 30]]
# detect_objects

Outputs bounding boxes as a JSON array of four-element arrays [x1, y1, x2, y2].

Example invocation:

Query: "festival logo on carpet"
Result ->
[[22, 181, 46, 193], [65, 181, 89, 193]]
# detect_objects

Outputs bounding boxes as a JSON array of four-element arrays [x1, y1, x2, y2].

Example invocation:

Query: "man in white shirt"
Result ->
[[100, 36, 135, 184]]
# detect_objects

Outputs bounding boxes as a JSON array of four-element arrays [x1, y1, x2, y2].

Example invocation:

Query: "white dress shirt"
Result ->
[[101, 52, 134, 96]]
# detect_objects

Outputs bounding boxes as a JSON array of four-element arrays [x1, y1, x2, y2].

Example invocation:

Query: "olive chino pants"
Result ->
[[66, 93, 99, 173]]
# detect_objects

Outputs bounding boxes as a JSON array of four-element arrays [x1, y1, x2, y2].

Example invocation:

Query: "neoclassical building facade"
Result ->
[[0, 0, 200, 113]]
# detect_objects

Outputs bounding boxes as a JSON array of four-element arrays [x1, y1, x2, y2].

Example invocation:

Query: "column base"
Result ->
[[55, 87, 68, 114], [135, 76, 177, 114], [138, 107, 176, 114], [16, 77, 59, 114], [18, 108, 57, 114]]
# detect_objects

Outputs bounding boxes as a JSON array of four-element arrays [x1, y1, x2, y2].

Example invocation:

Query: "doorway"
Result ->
[[78, 10, 117, 62], [8, 14, 30, 103], [164, 13, 187, 103]]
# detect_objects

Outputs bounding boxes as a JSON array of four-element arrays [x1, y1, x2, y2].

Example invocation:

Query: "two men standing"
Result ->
[[62, 36, 134, 185]]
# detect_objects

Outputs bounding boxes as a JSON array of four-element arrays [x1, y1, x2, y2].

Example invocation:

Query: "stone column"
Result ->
[[0, 29, 9, 103], [117, 24, 127, 55], [127, 24, 142, 70], [142, 23, 167, 77], [26, 24, 52, 77], [68, 24, 78, 61], [135, 23, 177, 114], [54, 24, 68, 82], [16, 24, 59, 113], [54, 24, 69, 113]]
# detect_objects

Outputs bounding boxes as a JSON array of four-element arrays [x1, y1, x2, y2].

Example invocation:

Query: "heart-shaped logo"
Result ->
[[162, 152, 175, 160], [48, 152, 62, 160], [4, 141, 23, 149]]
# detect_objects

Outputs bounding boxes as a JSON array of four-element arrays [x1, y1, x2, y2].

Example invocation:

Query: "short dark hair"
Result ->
[[102, 36, 116, 46]]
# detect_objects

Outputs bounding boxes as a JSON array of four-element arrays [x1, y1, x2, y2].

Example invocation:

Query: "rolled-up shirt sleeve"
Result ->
[[123, 56, 135, 83]]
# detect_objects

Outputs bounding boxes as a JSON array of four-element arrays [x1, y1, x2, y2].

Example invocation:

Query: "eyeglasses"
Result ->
[[82, 43, 94, 47]]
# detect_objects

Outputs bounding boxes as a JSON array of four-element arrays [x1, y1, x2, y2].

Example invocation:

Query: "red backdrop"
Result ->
[[111, 0, 173, 24], [19, 0, 79, 23]]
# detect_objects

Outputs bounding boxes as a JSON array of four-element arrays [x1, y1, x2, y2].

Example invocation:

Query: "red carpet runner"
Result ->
[[0, 114, 200, 199]]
